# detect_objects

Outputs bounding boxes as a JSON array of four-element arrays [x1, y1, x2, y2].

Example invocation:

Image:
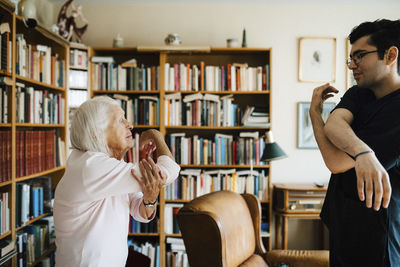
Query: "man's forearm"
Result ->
[[310, 110, 354, 173], [324, 117, 371, 156]]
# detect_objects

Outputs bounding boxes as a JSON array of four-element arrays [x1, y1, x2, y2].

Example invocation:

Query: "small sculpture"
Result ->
[[242, 28, 247, 48], [57, 0, 88, 43], [164, 33, 181, 46]]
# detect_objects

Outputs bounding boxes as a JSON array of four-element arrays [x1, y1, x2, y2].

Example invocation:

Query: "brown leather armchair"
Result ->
[[177, 190, 329, 267]]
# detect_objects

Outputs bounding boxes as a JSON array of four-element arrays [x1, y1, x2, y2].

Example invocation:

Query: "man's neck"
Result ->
[[371, 75, 400, 99]]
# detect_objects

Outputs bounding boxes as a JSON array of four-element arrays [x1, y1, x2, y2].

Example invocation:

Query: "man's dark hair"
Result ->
[[349, 19, 400, 74]]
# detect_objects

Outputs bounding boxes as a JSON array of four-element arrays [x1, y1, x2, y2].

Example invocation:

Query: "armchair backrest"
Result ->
[[177, 191, 267, 267]]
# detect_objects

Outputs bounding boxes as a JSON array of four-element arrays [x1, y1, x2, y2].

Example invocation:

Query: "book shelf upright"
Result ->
[[0, 0, 69, 265], [89, 46, 273, 267]]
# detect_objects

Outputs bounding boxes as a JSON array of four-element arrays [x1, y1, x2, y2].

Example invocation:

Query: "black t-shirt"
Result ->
[[321, 86, 400, 266]]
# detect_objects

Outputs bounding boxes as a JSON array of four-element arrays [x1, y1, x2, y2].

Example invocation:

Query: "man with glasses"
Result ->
[[310, 19, 400, 266]]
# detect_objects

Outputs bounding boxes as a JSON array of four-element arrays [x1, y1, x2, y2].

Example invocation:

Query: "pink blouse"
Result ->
[[54, 150, 180, 267]]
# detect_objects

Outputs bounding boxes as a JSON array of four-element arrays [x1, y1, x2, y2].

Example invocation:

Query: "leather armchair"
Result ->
[[177, 190, 329, 267]]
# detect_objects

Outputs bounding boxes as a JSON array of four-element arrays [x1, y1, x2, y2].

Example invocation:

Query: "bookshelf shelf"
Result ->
[[92, 90, 160, 94], [165, 199, 269, 204], [16, 213, 51, 232], [0, 69, 11, 76], [0, 231, 11, 240], [15, 123, 66, 128], [70, 66, 88, 71], [15, 75, 66, 92], [179, 164, 269, 168], [165, 233, 182, 238], [128, 233, 160, 237], [69, 86, 89, 91], [16, 166, 66, 182], [0, 123, 11, 127], [28, 243, 56, 267], [0, 180, 12, 187], [165, 90, 270, 95], [166, 126, 271, 130]]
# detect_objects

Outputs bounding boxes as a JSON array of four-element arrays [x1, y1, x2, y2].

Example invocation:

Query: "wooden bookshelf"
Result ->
[[88, 46, 273, 266], [0, 1, 69, 266]]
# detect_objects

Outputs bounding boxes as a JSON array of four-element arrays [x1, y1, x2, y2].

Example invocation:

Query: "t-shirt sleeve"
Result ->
[[333, 86, 360, 116]]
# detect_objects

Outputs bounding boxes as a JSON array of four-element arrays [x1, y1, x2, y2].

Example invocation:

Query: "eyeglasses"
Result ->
[[346, 50, 378, 67]]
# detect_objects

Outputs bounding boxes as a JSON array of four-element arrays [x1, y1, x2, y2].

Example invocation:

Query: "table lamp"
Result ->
[[261, 131, 287, 162]]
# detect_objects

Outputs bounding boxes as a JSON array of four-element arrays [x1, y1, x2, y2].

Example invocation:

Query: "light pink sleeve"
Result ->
[[128, 155, 180, 222], [80, 152, 141, 201]]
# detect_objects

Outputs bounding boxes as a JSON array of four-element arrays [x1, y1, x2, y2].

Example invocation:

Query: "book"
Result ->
[[121, 58, 137, 68], [91, 56, 114, 63], [0, 240, 14, 258]]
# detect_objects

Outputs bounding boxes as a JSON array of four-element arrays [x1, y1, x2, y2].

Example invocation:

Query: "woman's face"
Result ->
[[106, 105, 133, 159]]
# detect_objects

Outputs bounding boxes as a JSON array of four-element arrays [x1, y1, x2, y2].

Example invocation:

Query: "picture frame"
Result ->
[[345, 38, 357, 90], [298, 37, 336, 83], [297, 101, 336, 149]]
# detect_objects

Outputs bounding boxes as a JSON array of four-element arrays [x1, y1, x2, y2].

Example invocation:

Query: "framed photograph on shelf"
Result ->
[[346, 39, 357, 90], [297, 101, 336, 149], [298, 37, 336, 83]]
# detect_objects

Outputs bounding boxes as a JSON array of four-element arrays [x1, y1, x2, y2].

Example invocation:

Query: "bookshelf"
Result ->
[[89, 46, 272, 267], [67, 43, 89, 154], [0, 0, 68, 266]]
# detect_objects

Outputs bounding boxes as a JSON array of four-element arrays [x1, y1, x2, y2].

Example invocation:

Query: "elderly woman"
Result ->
[[54, 96, 180, 267]]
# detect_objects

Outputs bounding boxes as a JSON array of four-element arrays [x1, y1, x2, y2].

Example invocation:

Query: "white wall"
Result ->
[[48, 0, 400, 249]]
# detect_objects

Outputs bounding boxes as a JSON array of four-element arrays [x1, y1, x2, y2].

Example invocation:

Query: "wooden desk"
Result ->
[[273, 183, 327, 249]]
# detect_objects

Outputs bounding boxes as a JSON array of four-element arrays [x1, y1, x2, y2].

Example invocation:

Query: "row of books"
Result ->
[[242, 105, 270, 126], [16, 34, 65, 87], [0, 192, 10, 235], [68, 89, 88, 108], [16, 216, 55, 266], [166, 237, 189, 267], [128, 241, 160, 267], [91, 61, 160, 91], [69, 48, 88, 68], [166, 133, 267, 166], [16, 85, 65, 125], [113, 94, 160, 126], [16, 130, 65, 178], [165, 169, 269, 201], [0, 22, 11, 73], [164, 204, 183, 235], [16, 177, 52, 227], [165, 93, 250, 127], [164, 62, 270, 92], [129, 215, 158, 234], [0, 83, 8, 123], [0, 130, 11, 182]]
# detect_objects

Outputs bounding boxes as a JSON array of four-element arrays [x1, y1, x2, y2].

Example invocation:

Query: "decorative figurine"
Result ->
[[164, 33, 181, 46], [242, 28, 247, 48], [57, 0, 88, 43]]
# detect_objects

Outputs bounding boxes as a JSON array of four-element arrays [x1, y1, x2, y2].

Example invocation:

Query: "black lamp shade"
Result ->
[[261, 142, 287, 162]]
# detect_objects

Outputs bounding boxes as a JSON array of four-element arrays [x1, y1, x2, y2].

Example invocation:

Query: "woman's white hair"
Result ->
[[70, 96, 119, 154]]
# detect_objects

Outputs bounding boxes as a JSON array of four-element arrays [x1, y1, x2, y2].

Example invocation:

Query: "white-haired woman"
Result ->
[[54, 96, 180, 267]]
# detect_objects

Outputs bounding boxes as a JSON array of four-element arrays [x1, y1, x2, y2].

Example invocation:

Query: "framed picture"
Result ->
[[298, 37, 336, 83], [297, 102, 336, 149], [345, 38, 357, 90]]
